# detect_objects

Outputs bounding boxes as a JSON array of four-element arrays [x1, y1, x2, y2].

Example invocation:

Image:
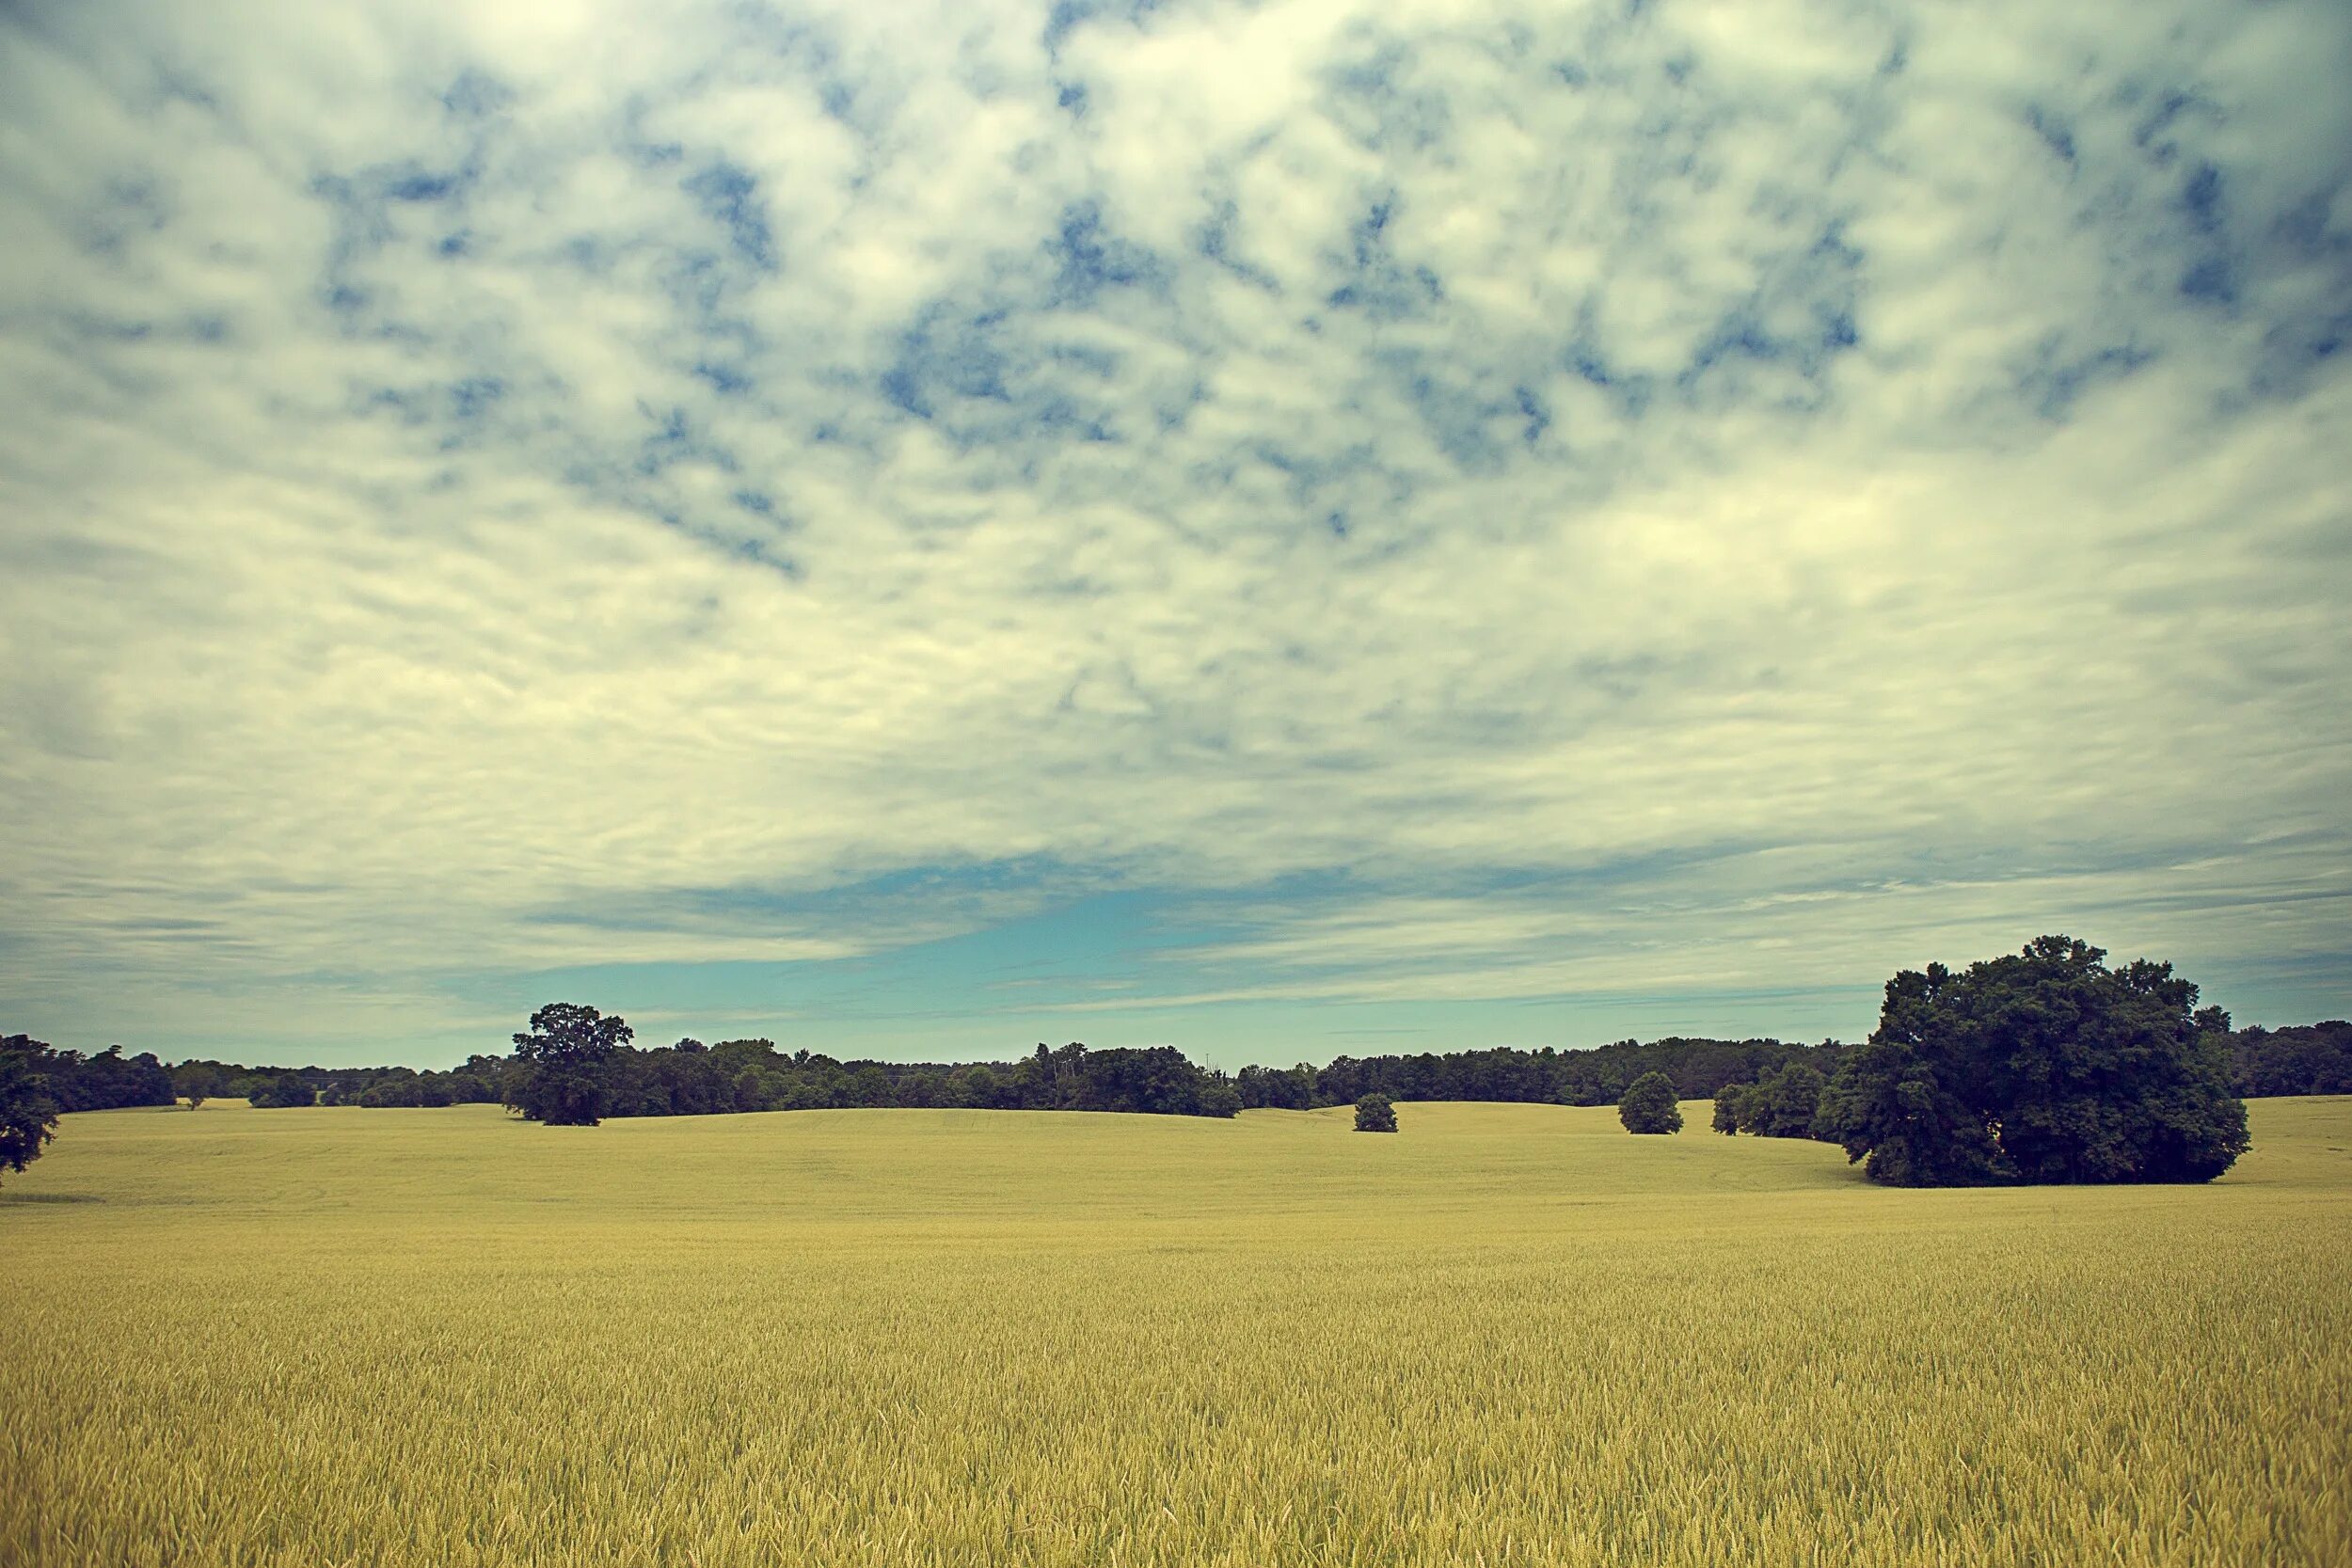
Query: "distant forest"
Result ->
[[8, 1018, 2348, 1119]]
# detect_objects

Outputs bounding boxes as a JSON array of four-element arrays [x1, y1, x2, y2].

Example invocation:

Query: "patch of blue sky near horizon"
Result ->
[[0, 0, 2347, 1066]]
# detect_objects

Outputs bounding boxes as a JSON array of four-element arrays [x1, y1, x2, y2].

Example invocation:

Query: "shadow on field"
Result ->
[[0, 1191, 104, 1205]]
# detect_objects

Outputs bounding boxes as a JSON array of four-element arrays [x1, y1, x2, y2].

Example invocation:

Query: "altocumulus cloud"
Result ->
[[0, 0, 2345, 1063]]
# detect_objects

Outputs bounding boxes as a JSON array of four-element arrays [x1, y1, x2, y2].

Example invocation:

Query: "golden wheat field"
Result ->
[[3, 1097, 2349, 1568]]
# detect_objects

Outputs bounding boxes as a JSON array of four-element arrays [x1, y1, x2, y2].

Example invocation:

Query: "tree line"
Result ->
[[496, 1012, 1245, 1125], [5, 1025, 1866, 1121], [2225, 1021, 2352, 1097], [1, 935, 2334, 1194], [6, 1011, 2344, 1125], [1238, 1036, 1848, 1112], [0, 1037, 177, 1112]]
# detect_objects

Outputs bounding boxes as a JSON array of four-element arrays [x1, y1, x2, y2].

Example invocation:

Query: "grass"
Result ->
[[4, 1096, 2349, 1566]]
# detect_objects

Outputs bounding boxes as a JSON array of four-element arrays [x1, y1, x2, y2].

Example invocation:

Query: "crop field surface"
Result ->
[[4, 1098, 2349, 1568]]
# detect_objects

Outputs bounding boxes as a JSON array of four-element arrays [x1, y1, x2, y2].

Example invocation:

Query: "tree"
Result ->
[[1710, 1084, 1749, 1134], [946, 1063, 1005, 1109], [248, 1076, 316, 1108], [1237, 1063, 1317, 1110], [846, 1064, 895, 1107], [1, 1046, 62, 1184], [1816, 936, 2250, 1187], [1744, 1063, 1827, 1139], [507, 1003, 633, 1126], [1354, 1092, 1397, 1132], [3, 1038, 176, 1112], [2227, 1021, 2352, 1097], [173, 1062, 226, 1109], [1618, 1071, 1682, 1134], [357, 1070, 426, 1108]]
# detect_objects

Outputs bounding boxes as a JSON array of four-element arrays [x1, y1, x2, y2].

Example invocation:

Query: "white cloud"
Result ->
[[0, 0, 2345, 1058]]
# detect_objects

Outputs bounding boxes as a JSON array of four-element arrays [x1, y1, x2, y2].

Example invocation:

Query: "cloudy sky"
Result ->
[[2, 0, 2346, 1069]]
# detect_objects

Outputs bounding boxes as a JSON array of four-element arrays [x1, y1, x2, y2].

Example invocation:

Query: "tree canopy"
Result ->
[[1713, 1063, 1831, 1140], [1816, 936, 2250, 1187], [1354, 1092, 1397, 1132], [507, 1003, 636, 1126], [1618, 1071, 1682, 1134], [1, 1036, 174, 1112], [2226, 1021, 2352, 1097], [0, 1043, 62, 1183], [247, 1076, 317, 1108]]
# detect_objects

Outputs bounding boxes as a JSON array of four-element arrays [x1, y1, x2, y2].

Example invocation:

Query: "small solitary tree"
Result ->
[[508, 1003, 633, 1127], [1354, 1092, 1398, 1132], [1619, 1071, 1682, 1134]]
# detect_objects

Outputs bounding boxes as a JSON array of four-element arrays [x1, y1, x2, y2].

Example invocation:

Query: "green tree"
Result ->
[[1744, 1063, 1827, 1139], [1710, 1084, 1750, 1134], [847, 1064, 895, 1107], [1816, 936, 2250, 1186], [1197, 1077, 1243, 1118], [946, 1064, 1004, 1109], [248, 1076, 316, 1108], [1618, 1071, 1682, 1134], [508, 1003, 633, 1127], [173, 1062, 225, 1109], [1354, 1092, 1397, 1132], [1, 1046, 62, 1183]]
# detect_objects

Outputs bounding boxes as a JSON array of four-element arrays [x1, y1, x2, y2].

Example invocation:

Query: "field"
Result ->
[[4, 1098, 2349, 1567]]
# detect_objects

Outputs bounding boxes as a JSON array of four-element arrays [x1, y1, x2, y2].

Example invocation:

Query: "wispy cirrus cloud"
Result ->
[[1, 0, 2345, 1063]]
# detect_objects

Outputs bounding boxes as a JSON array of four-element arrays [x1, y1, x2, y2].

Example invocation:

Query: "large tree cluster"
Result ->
[[1816, 936, 2249, 1186]]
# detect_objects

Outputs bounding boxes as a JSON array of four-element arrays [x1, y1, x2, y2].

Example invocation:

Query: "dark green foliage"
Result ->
[[457, 1029, 1251, 1124], [1561, 1037, 1846, 1105], [1354, 1092, 1397, 1132], [1618, 1071, 1682, 1133], [2227, 1021, 2352, 1097], [0, 1036, 175, 1111], [1744, 1063, 1829, 1139], [1816, 936, 2251, 1187], [166, 1035, 1852, 1125], [1236, 1063, 1319, 1110], [0, 1044, 63, 1181], [246, 1075, 317, 1108], [977, 1042, 1238, 1117], [151, 1056, 499, 1110], [41, 992, 2332, 1139], [354, 1069, 462, 1108], [22, 1029, 1875, 1128], [173, 1061, 226, 1108], [1046, 1044, 1235, 1116], [508, 1003, 634, 1126], [1711, 1065, 1832, 1139], [1309, 1037, 1847, 1111]]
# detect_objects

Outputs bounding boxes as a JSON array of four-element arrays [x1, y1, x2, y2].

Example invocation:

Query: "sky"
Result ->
[[1, 0, 2347, 1070]]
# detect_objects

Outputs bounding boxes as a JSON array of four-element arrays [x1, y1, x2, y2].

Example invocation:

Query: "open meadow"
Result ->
[[4, 1097, 2349, 1567]]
